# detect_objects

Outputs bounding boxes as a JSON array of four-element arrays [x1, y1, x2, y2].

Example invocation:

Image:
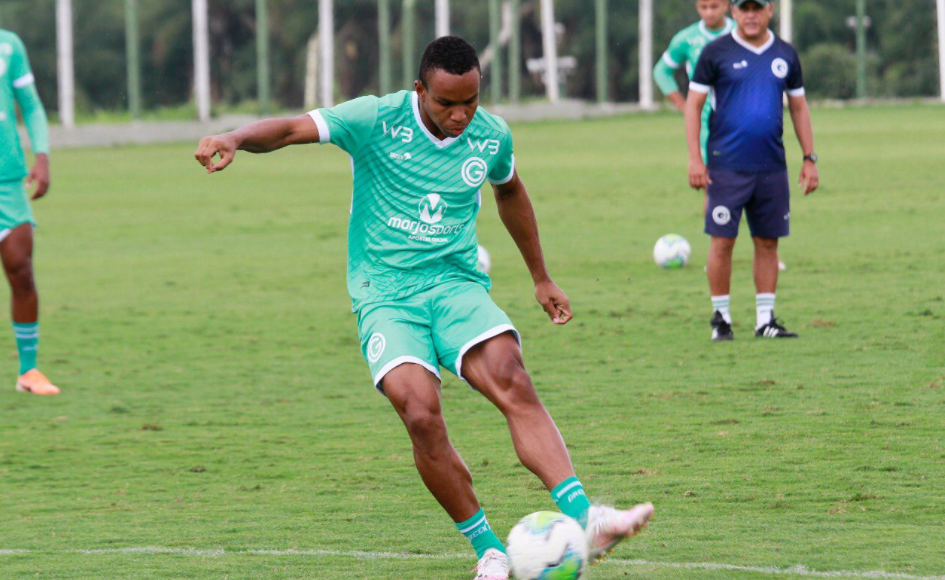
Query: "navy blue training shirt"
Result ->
[[690, 30, 804, 173]]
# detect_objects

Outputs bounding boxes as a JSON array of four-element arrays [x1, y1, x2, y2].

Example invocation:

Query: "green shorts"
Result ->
[[0, 180, 36, 240], [357, 279, 520, 393]]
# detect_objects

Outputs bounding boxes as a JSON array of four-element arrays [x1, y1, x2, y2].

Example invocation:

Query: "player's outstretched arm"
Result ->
[[788, 95, 819, 195], [492, 174, 572, 326], [194, 115, 320, 174], [684, 90, 711, 189]]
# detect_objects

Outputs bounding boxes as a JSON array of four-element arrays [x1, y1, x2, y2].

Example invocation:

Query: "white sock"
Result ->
[[711, 295, 731, 324], [756, 293, 776, 329]]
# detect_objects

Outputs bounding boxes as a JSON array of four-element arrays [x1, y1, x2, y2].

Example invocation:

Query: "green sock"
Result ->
[[12, 322, 38, 375], [455, 508, 506, 559], [551, 476, 591, 528]]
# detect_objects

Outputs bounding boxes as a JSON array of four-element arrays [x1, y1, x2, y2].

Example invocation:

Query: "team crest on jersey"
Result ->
[[419, 194, 448, 225], [461, 157, 488, 188], [771, 58, 789, 79]]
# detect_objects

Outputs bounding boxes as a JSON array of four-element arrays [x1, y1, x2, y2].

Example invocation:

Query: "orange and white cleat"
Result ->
[[586, 502, 654, 562], [16, 369, 60, 395]]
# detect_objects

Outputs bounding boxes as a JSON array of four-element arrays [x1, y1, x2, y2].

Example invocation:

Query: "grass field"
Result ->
[[0, 104, 943, 580]]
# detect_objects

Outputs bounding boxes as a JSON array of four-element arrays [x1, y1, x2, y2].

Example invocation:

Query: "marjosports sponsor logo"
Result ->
[[771, 58, 789, 79], [386, 193, 465, 243]]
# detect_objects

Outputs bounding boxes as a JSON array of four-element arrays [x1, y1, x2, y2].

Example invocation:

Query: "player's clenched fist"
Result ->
[[688, 158, 712, 190], [194, 134, 238, 174]]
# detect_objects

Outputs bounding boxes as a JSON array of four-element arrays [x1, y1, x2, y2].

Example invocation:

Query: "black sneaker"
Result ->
[[711, 311, 734, 341], [755, 313, 799, 338]]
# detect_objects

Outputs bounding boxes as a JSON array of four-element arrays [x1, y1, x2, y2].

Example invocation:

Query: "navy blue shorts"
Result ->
[[705, 169, 790, 239]]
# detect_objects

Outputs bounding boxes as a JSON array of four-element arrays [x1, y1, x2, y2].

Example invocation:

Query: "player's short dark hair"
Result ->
[[418, 36, 481, 86]]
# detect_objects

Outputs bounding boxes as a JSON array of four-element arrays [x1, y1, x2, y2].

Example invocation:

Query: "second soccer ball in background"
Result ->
[[653, 234, 691, 269]]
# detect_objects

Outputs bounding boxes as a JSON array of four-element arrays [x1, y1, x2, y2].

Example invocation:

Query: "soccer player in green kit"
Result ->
[[653, 0, 734, 157], [0, 29, 58, 395], [195, 37, 652, 580]]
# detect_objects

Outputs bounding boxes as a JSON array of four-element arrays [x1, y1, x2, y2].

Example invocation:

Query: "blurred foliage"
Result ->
[[0, 0, 939, 115]]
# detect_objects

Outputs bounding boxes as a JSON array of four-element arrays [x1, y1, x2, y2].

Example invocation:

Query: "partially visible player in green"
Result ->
[[195, 36, 652, 580], [0, 29, 58, 395], [653, 0, 734, 160]]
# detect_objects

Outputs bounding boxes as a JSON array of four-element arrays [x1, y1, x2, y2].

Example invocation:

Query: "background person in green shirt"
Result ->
[[0, 29, 58, 395]]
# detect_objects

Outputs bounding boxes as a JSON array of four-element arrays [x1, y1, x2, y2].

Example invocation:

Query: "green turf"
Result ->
[[0, 104, 943, 579]]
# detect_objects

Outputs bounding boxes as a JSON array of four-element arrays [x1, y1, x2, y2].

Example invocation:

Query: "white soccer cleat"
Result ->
[[585, 502, 654, 562], [472, 548, 509, 580]]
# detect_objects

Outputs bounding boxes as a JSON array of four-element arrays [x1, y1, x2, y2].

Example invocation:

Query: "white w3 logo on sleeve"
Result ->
[[382, 121, 413, 143]]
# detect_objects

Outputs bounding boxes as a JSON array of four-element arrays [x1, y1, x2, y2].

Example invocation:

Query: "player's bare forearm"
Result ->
[[493, 174, 550, 284], [685, 91, 711, 189], [194, 115, 319, 173], [788, 95, 815, 156], [668, 92, 687, 113], [493, 174, 573, 325], [788, 95, 820, 195]]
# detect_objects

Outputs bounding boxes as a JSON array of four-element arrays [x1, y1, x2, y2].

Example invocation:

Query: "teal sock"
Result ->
[[551, 476, 591, 528], [455, 508, 506, 558], [12, 322, 38, 375]]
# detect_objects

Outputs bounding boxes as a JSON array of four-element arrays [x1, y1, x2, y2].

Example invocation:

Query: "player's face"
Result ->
[[732, 1, 773, 39], [415, 69, 481, 139], [696, 0, 730, 30]]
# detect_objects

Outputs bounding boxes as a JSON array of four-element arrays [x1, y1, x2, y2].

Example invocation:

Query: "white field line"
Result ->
[[0, 547, 943, 580]]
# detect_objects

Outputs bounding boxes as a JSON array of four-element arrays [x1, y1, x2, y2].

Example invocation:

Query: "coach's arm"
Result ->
[[492, 174, 572, 326], [194, 115, 320, 174], [788, 95, 819, 195], [685, 90, 710, 190]]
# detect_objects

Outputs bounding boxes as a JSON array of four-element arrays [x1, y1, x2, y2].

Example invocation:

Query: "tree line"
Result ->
[[1, 0, 939, 116]]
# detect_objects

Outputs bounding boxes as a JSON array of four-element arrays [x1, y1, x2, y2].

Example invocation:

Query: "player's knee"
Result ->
[[753, 237, 778, 252], [493, 362, 541, 413], [403, 407, 447, 445], [5, 261, 34, 294]]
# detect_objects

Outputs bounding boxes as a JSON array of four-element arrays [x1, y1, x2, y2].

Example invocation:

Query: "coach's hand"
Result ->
[[27, 154, 50, 200], [195, 134, 238, 174], [535, 280, 572, 325], [689, 158, 712, 190], [800, 161, 819, 195]]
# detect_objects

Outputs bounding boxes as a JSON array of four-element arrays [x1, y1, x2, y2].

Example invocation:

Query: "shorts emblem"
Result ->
[[712, 206, 732, 226], [367, 333, 386, 363]]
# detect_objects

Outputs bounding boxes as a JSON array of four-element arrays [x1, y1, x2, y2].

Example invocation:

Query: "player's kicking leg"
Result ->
[[0, 224, 58, 395], [461, 332, 654, 562], [382, 364, 510, 580]]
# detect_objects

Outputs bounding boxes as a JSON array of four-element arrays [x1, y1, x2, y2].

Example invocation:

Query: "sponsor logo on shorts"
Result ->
[[712, 206, 732, 226], [367, 333, 386, 363], [461, 157, 488, 188], [771, 58, 789, 79]]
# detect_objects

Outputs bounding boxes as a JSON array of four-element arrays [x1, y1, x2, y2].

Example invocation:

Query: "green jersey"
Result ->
[[654, 18, 736, 96], [311, 91, 515, 313], [0, 29, 49, 181]]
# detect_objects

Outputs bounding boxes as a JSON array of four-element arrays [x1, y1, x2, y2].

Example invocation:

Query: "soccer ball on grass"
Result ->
[[506, 511, 588, 580], [653, 234, 691, 269]]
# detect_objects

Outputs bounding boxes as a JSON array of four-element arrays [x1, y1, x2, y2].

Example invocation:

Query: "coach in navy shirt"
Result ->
[[685, 0, 819, 341]]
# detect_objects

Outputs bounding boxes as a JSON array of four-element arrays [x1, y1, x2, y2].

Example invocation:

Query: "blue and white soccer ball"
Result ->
[[477, 244, 491, 273], [653, 234, 691, 269], [507, 512, 588, 580]]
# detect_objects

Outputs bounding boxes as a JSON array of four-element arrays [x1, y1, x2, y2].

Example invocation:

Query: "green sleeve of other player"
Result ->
[[10, 35, 49, 154], [316, 95, 379, 155], [487, 120, 515, 185], [654, 31, 688, 96]]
